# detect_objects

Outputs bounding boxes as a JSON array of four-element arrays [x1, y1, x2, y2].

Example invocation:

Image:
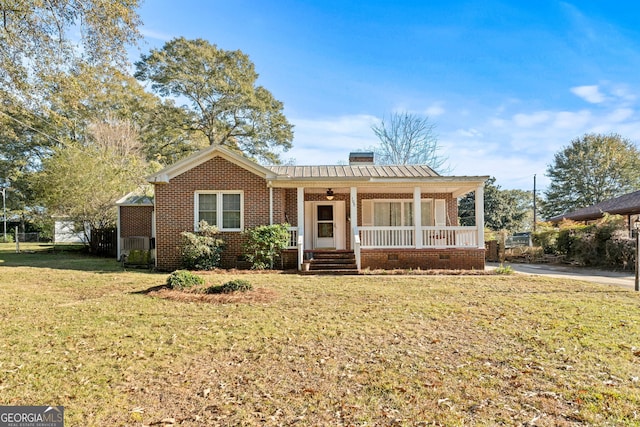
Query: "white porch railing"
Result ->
[[287, 225, 478, 251], [359, 226, 414, 248], [297, 235, 304, 270], [359, 226, 478, 249], [352, 226, 361, 270], [422, 226, 478, 247]]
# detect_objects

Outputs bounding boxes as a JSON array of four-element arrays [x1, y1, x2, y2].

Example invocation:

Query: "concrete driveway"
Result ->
[[487, 262, 637, 291]]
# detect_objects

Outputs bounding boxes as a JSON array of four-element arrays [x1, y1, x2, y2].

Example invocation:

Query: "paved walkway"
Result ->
[[486, 262, 637, 291]]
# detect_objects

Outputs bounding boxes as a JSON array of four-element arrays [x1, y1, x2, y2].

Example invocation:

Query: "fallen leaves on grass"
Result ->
[[148, 287, 277, 304]]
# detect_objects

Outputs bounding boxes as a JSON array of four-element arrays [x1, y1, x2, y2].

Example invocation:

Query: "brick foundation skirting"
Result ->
[[360, 248, 485, 270], [281, 248, 485, 271]]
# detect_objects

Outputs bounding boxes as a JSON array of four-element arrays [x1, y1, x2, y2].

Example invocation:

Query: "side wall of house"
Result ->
[[119, 206, 154, 237], [155, 156, 282, 271]]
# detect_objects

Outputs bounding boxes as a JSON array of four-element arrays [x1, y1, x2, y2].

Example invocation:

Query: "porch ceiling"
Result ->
[[295, 182, 483, 198]]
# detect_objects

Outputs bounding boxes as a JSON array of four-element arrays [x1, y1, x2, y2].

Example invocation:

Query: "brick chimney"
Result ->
[[349, 152, 374, 165]]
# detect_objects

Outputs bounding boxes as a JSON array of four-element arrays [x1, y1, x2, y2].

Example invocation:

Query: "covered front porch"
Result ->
[[277, 183, 485, 271]]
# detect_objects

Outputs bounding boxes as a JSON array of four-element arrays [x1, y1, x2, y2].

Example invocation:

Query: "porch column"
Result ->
[[297, 187, 305, 270], [475, 184, 485, 248], [414, 187, 422, 248], [297, 187, 305, 241], [350, 187, 358, 245], [269, 187, 273, 225]]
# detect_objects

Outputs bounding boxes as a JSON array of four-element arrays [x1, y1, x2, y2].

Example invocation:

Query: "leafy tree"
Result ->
[[140, 100, 209, 165], [371, 112, 449, 172], [0, 0, 149, 225], [1, 0, 141, 105], [33, 119, 149, 242], [459, 177, 532, 231], [543, 133, 640, 218], [135, 37, 294, 164], [47, 63, 206, 164]]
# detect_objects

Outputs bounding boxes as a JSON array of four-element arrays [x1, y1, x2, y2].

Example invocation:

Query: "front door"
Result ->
[[315, 204, 335, 249]]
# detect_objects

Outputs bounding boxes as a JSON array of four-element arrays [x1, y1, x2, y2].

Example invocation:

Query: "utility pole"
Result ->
[[533, 174, 537, 232], [1, 187, 6, 243]]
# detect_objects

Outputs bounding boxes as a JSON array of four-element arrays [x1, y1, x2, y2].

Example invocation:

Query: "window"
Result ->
[[195, 191, 243, 231], [373, 201, 413, 226], [363, 200, 413, 227], [362, 198, 445, 227]]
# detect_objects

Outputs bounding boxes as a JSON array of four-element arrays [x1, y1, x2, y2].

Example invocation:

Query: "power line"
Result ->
[[0, 109, 65, 145]]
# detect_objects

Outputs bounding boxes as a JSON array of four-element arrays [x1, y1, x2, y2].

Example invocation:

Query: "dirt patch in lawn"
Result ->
[[148, 287, 278, 304]]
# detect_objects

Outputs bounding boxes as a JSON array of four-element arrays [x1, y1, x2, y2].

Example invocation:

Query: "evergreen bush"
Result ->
[[205, 279, 253, 294], [242, 223, 290, 269], [166, 270, 205, 290], [180, 221, 225, 270]]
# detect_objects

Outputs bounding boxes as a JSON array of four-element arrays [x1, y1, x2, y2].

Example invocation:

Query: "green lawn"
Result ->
[[1, 244, 640, 426]]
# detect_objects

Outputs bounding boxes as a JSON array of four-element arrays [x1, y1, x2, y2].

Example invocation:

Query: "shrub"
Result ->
[[604, 234, 635, 270], [180, 221, 225, 270], [532, 222, 558, 254], [126, 249, 151, 265], [242, 223, 290, 269], [206, 279, 253, 294], [495, 264, 514, 275], [166, 270, 205, 290], [534, 216, 633, 269]]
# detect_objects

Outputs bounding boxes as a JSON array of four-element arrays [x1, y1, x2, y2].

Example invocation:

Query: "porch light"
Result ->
[[326, 188, 334, 201]]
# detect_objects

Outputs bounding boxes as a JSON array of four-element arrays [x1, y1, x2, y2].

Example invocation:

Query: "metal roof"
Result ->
[[548, 190, 640, 223], [116, 186, 154, 206], [267, 164, 439, 179]]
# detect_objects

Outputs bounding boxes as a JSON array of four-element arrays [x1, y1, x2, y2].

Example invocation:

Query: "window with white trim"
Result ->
[[195, 191, 243, 231]]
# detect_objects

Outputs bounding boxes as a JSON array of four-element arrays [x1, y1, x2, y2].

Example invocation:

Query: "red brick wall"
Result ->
[[120, 206, 153, 237], [155, 156, 278, 271], [284, 189, 298, 226], [361, 248, 485, 270]]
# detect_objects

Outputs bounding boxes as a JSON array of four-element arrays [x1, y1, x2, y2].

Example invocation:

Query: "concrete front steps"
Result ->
[[303, 250, 359, 274]]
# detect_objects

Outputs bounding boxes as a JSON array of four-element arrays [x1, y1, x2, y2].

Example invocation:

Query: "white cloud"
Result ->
[[455, 128, 483, 138], [425, 104, 446, 117], [571, 85, 606, 104], [610, 85, 637, 104], [552, 110, 591, 129], [285, 94, 640, 191], [606, 108, 634, 123], [513, 111, 551, 128], [140, 27, 173, 42]]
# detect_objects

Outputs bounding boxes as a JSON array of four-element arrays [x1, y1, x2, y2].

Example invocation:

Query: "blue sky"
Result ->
[[134, 1, 640, 191]]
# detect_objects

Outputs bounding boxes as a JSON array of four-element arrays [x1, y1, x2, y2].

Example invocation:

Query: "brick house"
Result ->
[[117, 145, 489, 271]]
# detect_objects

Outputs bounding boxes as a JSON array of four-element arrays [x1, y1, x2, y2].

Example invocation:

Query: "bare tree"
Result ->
[[87, 116, 141, 159], [371, 112, 449, 172]]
